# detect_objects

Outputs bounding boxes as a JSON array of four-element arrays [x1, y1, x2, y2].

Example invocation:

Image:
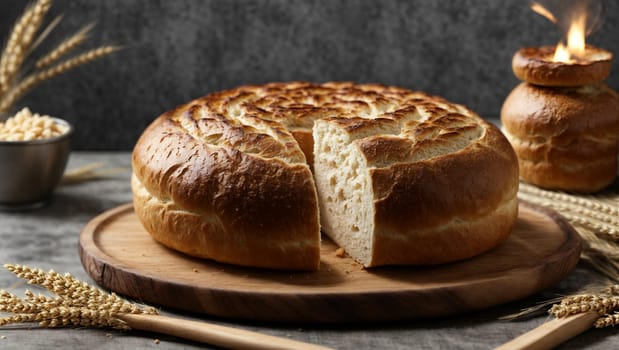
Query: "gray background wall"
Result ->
[[1, 0, 618, 150]]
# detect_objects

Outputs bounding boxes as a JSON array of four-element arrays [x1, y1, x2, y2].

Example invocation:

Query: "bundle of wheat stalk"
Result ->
[[499, 284, 619, 349], [0, 264, 329, 349], [549, 284, 619, 328], [0, 0, 118, 116], [518, 182, 619, 282], [0, 264, 157, 329]]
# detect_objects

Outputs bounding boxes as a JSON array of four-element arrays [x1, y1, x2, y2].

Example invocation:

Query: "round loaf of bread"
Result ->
[[501, 82, 619, 192], [132, 82, 520, 270], [512, 46, 612, 87]]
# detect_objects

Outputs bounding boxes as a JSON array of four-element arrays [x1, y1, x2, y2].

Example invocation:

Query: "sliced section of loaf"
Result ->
[[313, 96, 519, 267], [132, 82, 519, 270]]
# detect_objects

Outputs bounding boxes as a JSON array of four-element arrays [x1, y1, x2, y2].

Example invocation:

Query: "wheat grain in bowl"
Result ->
[[0, 107, 70, 141], [0, 108, 72, 210]]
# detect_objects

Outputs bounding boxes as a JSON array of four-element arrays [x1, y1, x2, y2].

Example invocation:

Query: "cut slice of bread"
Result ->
[[313, 102, 519, 267]]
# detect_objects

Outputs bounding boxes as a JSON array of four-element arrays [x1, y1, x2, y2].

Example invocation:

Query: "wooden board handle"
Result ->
[[494, 311, 598, 350], [118, 313, 333, 350]]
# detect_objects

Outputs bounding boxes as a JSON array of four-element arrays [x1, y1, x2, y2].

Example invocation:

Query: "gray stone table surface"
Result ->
[[0, 151, 617, 349]]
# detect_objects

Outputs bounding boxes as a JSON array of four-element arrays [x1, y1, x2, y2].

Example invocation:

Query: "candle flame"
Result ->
[[530, 0, 601, 63], [566, 11, 586, 56], [553, 42, 570, 62]]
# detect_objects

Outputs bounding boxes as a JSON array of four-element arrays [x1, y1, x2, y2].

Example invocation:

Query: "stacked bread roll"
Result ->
[[132, 82, 519, 270], [501, 46, 619, 192]]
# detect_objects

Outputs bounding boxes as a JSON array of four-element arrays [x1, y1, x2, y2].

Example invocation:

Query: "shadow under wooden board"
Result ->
[[79, 201, 581, 323]]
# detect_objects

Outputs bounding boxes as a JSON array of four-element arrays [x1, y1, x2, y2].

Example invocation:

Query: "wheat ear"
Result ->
[[35, 22, 95, 69], [0, 0, 52, 94], [517, 181, 619, 281], [0, 264, 157, 329], [541, 284, 619, 328], [0, 3, 35, 92], [0, 46, 120, 114]]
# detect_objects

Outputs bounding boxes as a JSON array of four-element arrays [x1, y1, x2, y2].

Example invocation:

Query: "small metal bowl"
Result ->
[[0, 118, 72, 210]]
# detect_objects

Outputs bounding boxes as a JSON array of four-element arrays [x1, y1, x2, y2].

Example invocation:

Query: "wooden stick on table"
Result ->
[[494, 311, 599, 350], [118, 313, 333, 350]]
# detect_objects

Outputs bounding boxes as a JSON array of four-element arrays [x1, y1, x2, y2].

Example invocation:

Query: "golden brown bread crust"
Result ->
[[133, 81, 519, 269], [369, 125, 519, 265], [501, 82, 619, 192], [132, 175, 320, 269], [512, 46, 612, 87], [132, 96, 321, 270], [313, 101, 519, 266]]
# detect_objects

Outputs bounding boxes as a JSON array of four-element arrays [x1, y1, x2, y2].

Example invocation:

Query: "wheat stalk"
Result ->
[[0, 46, 120, 115], [60, 162, 129, 185], [0, 264, 157, 329], [504, 182, 619, 327], [506, 284, 619, 328], [29, 14, 63, 54], [0, 267, 332, 349], [517, 182, 619, 282], [543, 285, 619, 328], [519, 183, 619, 218], [35, 22, 94, 69]]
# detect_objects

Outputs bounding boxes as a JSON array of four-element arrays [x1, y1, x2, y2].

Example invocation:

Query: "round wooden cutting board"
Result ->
[[79, 201, 581, 323]]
